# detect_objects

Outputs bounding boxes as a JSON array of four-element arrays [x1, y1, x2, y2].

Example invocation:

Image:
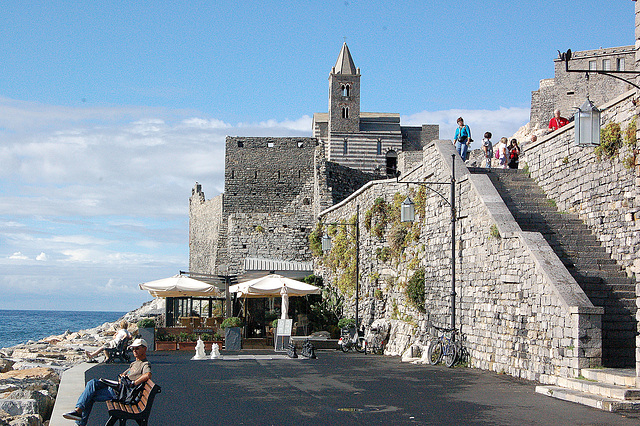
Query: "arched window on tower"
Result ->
[[343, 138, 348, 155], [377, 138, 382, 155], [342, 107, 349, 119], [342, 84, 350, 97]]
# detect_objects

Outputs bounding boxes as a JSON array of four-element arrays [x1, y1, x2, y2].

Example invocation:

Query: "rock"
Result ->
[[0, 400, 37, 416], [0, 361, 13, 374], [0, 369, 58, 383], [7, 414, 43, 426], [5, 391, 53, 421]]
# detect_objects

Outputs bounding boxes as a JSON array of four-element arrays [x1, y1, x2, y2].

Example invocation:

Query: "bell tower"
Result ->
[[328, 43, 360, 133]]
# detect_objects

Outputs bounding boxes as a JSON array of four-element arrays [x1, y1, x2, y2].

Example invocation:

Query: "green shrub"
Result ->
[[337, 318, 356, 329], [221, 317, 243, 328], [405, 268, 426, 313], [595, 122, 622, 160], [374, 289, 383, 300], [137, 318, 155, 328], [624, 118, 637, 147]]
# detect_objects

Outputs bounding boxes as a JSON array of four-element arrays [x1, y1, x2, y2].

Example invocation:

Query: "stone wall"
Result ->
[[316, 140, 602, 383], [224, 137, 317, 214], [530, 46, 635, 130], [523, 90, 639, 274], [189, 186, 224, 274]]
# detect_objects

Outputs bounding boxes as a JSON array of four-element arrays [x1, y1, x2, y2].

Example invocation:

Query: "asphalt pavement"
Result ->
[[73, 350, 640, 425]]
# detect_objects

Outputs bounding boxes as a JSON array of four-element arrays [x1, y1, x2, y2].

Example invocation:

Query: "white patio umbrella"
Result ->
[[139, 274, 222, 298], [228, 274, 321, 298]]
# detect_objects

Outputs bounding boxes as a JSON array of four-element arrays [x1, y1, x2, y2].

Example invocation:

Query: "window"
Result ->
[[231, 170, 234, 179], [342, 84, 350, 97], [267, 142, 274, 148], [342, 106, 349, 119], [588, 60, 596, 71], [602, 59, 611, 71], [343, 138, 348, 155], [617, 58, 625, 71], [377, 139, 382, 155], [297, 141, 304, 148], [237, 141, 244, 147]]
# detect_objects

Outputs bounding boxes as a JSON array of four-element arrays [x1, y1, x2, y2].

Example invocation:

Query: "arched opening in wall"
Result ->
[[386, 150, 398, 177], [342, 84, 350, 97], [343, 138, 348, 155], [342, 107, 349, 119], [377, 138, 382, 155]]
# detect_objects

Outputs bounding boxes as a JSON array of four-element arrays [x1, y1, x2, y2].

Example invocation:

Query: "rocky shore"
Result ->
[[0, 300, 163, 426]]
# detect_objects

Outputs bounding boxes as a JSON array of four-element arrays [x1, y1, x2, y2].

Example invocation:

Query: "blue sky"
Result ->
[[0, 1, 635, 312]]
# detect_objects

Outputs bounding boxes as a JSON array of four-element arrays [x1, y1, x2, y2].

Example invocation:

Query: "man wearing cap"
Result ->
[[64, 338, 151, 425]]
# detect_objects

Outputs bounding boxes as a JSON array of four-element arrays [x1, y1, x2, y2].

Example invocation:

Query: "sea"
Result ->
[[0, 309, 127, 350]]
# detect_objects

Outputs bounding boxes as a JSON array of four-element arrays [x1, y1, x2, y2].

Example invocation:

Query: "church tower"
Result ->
[[328, 43, 360, 133]]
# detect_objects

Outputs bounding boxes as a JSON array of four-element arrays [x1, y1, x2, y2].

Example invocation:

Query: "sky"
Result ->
[[0, 1, 635, 312]]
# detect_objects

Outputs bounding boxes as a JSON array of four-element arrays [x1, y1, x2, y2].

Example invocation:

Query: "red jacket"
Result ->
[[549, 116, 569, 131]]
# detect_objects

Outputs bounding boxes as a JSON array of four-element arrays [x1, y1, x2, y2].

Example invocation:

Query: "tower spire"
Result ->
[[334, 42, 357, 75]]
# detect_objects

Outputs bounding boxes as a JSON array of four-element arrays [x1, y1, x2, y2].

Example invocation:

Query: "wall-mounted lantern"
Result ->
[[574, 98, 601, 146], [321, 234, 332, 252], [401, 197, 415, 223]]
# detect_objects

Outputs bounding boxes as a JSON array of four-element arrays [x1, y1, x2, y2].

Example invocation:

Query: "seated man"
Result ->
[[64, 338, 151, 425], [548, 109, 569, 132], [86, 320, 131, 362]]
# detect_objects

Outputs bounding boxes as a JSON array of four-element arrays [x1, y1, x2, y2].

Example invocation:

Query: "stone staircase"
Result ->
[[535, 368, 640, 411], [469, 168, 637, 368]]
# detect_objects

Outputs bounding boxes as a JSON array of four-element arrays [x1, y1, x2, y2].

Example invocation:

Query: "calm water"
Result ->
[[0, 309, 126, 350]]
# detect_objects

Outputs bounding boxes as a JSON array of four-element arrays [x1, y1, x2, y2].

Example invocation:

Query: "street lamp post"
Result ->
[[321, 204, 361, 327], [398, 154, 458, 336]]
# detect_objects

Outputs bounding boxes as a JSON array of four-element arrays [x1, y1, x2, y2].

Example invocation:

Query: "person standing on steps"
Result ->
[[496, 137, 508, 169], [508, 138, 520, 169], [482, 132, 493, 169], [548, 109, 569, 132], [454, 117, 471, 161]]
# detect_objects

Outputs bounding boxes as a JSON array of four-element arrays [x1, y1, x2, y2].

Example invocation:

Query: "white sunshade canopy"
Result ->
[[139, 274, 223, 298], [228, 274, 321, 298]]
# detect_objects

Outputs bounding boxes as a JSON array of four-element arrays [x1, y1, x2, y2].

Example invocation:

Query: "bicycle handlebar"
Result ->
[[433, 326, 457, 333]]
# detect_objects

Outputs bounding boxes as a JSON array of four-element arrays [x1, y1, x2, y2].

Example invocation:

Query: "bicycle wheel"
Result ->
[[443, 341, 458, 368], [427, 340, 442, 365], [355, 337, 366, 353]]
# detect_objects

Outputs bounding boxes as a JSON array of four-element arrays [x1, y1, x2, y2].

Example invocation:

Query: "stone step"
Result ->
[[535, 385, 640, 412], [556, 376, 640, 400]]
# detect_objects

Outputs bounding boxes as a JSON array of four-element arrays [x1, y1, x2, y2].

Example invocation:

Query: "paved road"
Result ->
[[79, 350, 640, 425]]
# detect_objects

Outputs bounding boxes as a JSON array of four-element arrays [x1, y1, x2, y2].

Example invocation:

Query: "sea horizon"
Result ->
[[0, 309, 127, 350]]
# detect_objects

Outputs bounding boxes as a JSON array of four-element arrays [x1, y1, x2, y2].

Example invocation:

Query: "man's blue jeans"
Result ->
[[455, 141, 468, 160], [75, 379, 116, 425]]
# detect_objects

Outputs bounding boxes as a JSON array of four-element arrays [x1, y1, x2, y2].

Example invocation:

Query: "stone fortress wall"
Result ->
[[530, 46, 635, 130], [523, 90, 639, 276], [317, 140, 603, 383]]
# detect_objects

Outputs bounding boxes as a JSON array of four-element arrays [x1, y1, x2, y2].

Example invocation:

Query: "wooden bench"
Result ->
[[105, 380, 161, 426]]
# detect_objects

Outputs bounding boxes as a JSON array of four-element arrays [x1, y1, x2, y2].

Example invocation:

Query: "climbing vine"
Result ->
[[595, 122, 622, 160], [405, 268, 426, 313]]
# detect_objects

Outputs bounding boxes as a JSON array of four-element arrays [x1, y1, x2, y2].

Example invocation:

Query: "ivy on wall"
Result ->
[[595, 122, 622, 160], [406, 268, 426, 313]]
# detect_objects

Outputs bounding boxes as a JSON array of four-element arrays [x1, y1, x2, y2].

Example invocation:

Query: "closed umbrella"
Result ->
[[280, 284, 289, 320]]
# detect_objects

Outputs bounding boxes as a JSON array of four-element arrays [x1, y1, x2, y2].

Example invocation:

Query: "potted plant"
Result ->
[[221, 317, 243, 351], [137, 318, 156, 351], [155, 332, 177, 351], [177, 332, 198, 350]]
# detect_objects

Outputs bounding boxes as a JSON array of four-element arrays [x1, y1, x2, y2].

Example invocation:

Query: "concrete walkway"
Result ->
[[52, 350, 640, 425], [50, 362, 93, 426]]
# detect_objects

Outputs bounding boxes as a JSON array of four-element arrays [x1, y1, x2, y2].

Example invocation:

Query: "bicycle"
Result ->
[[364, 325, 385, 355], [338, 326, 365, 353], [427, 326, 459, 368]]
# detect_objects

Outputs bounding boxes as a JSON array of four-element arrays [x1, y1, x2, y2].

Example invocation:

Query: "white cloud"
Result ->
[[402, 107, 531, 151], [9, 252, 29, 260], [0, 97, 535, 311]]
